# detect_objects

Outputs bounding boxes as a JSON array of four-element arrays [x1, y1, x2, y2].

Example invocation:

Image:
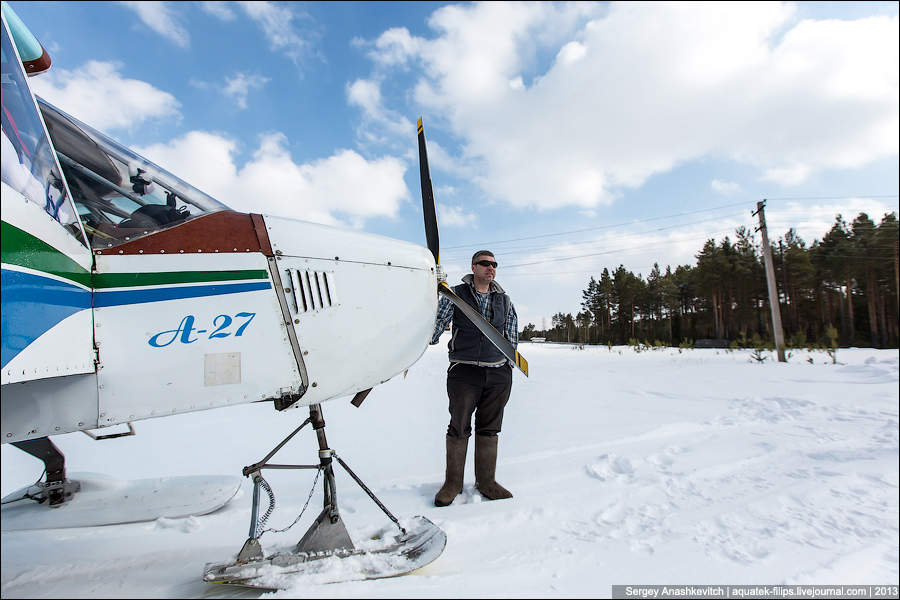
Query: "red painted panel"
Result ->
[[94, 211, 272, 256]]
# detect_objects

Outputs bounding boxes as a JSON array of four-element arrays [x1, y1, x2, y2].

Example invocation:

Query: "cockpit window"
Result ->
[[36, 98, 229, 250], [1, 18, 85, 246]]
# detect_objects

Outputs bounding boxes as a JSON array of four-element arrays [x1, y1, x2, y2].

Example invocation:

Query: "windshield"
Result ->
[[36, 97, 229, 250], [1, 16, 84, 245]]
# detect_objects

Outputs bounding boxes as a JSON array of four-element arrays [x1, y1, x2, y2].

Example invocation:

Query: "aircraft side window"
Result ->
[[1, 18, 85, 246], [57, 152, 190, 249], [37, 98, 228, 250]]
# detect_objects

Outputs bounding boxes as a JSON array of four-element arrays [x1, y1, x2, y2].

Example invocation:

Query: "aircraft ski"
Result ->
[[202, 403, 446, 588], [203, 515, 446, 588], [0, 473, 241, 531]]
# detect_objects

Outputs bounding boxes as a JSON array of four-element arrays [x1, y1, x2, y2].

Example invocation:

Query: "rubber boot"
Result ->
[[474, 434, 513, 500], [434, 435, 468, 507]]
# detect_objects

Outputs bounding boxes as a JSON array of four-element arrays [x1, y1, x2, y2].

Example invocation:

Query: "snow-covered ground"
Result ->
[[2, 344, 898, 598]]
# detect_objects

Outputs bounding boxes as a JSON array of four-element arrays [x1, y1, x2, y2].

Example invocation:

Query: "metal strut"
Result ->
[[11, 437, 81, 506], [233, 403, 404, 565], [334, 453, 405, 535]]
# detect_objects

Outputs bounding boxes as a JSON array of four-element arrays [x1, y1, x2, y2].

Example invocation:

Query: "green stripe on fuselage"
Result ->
[[93, 270, 269, 288], [1, 220, 92, 287], [2, 221, 269, 289]]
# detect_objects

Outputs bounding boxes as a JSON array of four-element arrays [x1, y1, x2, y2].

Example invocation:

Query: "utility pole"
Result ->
[[754, 200, 786, 362], [894, 240, 899, 309], [778, 239, 789, 332]]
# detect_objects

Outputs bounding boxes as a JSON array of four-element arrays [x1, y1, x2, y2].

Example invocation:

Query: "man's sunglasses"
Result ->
[[474, 260, 498, 268]]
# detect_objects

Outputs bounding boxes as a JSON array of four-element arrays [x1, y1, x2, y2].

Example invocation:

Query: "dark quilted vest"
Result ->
[[448, 283, 510, 364]]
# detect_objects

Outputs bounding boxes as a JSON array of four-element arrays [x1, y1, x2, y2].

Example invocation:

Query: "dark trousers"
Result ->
[[446, 363, 512, 439]]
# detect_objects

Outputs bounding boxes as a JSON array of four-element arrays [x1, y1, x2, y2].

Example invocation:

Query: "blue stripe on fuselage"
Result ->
[[93, 281, 271, 307], [1, 268, 272, 368], [1, 268, 91, 368]]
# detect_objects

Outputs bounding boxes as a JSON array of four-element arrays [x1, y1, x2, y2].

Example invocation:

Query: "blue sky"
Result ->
[[11, 1, 899, 329]]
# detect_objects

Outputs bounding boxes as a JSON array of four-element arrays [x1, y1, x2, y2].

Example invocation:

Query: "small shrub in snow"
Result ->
[[789, 330, 807, 349], [825, 325, 840, 364]]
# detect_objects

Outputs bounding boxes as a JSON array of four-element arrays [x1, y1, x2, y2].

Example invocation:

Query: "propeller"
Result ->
[[417, 118, 440, 265], [416, 117, 529, 377]]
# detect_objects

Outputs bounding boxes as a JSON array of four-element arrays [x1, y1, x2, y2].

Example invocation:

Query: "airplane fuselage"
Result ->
[[1, 12, 437, 443]]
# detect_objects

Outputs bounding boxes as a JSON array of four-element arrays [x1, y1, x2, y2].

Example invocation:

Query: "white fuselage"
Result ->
[[2, 193, 437, 442], [1, 8, 438, 444]]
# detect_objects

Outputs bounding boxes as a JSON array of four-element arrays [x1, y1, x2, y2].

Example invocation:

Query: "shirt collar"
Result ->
[[462, 273, 505, 294]]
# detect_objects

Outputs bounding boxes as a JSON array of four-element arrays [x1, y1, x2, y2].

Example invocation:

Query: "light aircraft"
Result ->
[[0, 2, 527, 587]]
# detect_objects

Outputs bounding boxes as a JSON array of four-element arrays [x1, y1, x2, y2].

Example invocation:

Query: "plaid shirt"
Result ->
[[431, 281, 518, 366]]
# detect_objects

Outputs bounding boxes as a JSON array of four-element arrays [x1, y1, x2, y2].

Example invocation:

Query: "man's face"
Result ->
[[472, 255, 497, 283]]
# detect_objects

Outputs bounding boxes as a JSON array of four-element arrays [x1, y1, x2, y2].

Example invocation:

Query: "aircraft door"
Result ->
[[1, 15, 95, 385], [91, 228, 304, 427]]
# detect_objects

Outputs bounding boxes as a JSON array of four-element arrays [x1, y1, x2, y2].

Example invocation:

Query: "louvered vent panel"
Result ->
[[285, 269, 336, 313]]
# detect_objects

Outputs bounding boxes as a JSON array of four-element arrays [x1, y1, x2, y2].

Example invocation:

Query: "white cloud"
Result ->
[[189, 72, 270, 109], [435, 184, 457, 197], [237, 1, 310, 65], [29, 60, 180, 131], [369, 27, 424, 66], [761, 164, 811, 186], [201, 1, 237, 21], [119, 1, 189, 48], [134, 131, 411, 227], [347, 79, 381, 117], [347, 78, 412, 137], [415, 135, 474, 181], [437, 203, 475, 227], [711, 179, 742, 195], [223, 72, 270, 109], [555, 41, 586, 66], [509, 76, 525, 91], [765, 198, 899, 244], [203, 2, 314, 65], [364, 2, 898, 211]]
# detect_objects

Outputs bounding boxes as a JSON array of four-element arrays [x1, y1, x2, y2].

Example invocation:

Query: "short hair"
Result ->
[[471, 250, 495, 264]]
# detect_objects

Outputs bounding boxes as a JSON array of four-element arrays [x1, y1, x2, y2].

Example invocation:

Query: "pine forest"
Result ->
[[521, 212, 900, 349]]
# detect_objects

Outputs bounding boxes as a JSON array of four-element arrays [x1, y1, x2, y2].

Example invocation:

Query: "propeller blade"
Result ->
[[417, 117, 440, 265], [417, 118, 528, 376], [438, 283, 529, 377]]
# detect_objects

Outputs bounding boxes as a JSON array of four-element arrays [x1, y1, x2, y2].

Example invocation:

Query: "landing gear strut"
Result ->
[[10, 437, 80, 505], [203, 403, 446, 587]]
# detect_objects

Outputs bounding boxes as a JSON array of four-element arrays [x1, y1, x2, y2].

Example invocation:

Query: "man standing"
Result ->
[[431, 250, 518, 507]]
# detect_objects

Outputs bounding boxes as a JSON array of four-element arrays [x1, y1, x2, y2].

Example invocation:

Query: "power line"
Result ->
[[494, 252, 897, 280], [443, 199, 897, 251], [500, 230, 749, 269], [437, 199, 896, 276], [765, 194, 899, 201], [441, 225, 897, 266], [441, 200, 751, 250], [441, 212, 751, 261], [503, 267, 682, 278], [441, 203, 897, 262]]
